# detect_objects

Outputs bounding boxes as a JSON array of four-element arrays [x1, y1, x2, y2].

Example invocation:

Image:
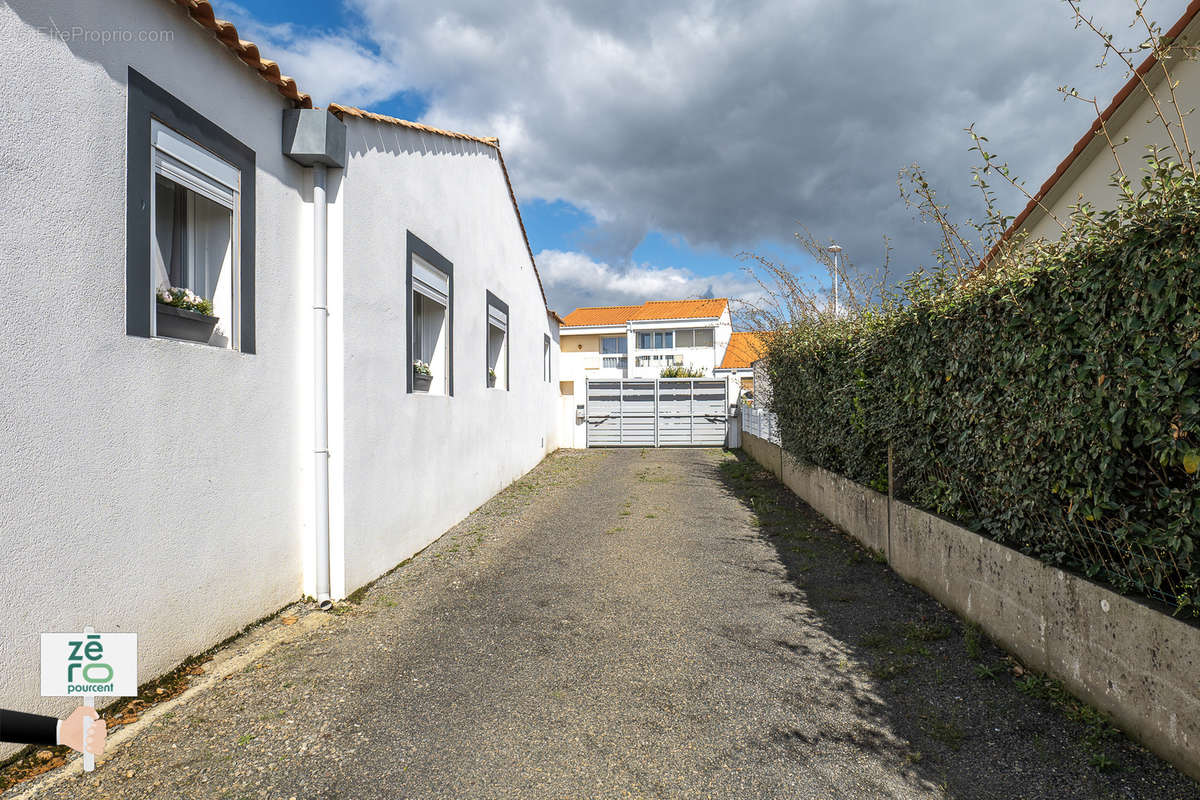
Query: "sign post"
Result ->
[[41, 627, 137, 771]]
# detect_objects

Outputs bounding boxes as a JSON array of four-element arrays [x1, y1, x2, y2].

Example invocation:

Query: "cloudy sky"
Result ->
[[227, 0, 1188, 314]]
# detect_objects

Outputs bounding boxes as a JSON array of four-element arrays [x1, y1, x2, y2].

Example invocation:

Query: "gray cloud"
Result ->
[[228, 0, 1190, 302]]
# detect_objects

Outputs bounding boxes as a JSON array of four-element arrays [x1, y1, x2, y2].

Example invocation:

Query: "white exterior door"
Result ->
[[586, 379, 727, 447]]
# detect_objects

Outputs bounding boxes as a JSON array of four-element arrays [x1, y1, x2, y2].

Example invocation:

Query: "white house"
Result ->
[[325, 103, 562, 593], [992, 2, 1200, 248], [557, 300, 734, 448], [0, 0, 559, 744]]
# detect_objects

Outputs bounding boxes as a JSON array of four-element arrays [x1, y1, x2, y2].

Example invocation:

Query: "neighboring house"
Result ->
[[0, 0, 559, 744], [557, 300, 734, 447], [992, 1, 1200, 250], [714, 331, 766, 401]]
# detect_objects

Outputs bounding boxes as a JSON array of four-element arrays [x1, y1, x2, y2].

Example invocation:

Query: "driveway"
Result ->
[[12, 449, 1200, 799]]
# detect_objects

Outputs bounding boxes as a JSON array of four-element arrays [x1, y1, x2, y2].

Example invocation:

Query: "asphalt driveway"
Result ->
[[12, 448, 1200, 799]]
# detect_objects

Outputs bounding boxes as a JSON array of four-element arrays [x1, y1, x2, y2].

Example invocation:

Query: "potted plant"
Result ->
[[413, 360, 433, 391], [156, 286, 219, 344], [487, 367, 497, 388]]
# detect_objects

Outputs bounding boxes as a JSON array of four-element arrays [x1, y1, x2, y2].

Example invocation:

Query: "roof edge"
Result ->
[[328, 102, 550, 311], [169, 0, 311, 108], [328, 104, 499, 148], [980, 0, 1200, 268]]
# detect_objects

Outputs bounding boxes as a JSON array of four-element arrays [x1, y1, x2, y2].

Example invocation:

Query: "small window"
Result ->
[[694, 328, 714, 347], [544, 335, 552, 382], [675, 330, 694, 348], [127, 70, 255, 351], [407, 233, 453, 395], [486, 292, 509, 390], [559, 380, 574, 396]]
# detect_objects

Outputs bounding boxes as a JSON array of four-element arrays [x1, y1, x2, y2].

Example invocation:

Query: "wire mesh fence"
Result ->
[[904, 459, 1197, 615], [738, 409, 1196, 615]]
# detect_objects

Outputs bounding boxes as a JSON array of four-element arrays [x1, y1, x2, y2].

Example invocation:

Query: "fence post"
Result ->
[[887, 441, 894, 564]]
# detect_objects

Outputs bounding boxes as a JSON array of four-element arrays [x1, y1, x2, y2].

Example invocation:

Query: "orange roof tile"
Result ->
[[632, 298, 728, 321], [561, 299, 728, 327], [718, 331, 767, 370], [169, 0, 311, 107], [328, 104, 498, 147], [560, 305, 644, 327]]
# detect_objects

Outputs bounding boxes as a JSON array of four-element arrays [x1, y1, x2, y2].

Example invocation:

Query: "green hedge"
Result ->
[[764, 179, 1200, 611]]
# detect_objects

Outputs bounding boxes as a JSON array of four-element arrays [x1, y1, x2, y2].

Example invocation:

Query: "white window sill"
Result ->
[[148, 334, 240, 353]]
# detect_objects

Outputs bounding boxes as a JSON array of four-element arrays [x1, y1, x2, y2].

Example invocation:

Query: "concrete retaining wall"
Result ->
[[740, 432, 1200, 782]]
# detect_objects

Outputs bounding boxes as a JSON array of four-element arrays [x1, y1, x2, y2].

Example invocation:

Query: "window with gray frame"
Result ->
[[407, 233, 454, 395], [486, 291, 509, 390], [126, 69, 256, 351]]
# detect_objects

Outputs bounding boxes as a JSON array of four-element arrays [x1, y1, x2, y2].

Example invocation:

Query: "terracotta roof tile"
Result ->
[[559, 306, 644, 327], [632, 299, 728, 321], [169, 0, 311, 107], [328, 104, 499, 147], [718, 331, 767, 370], [561, 299, 728, 327], [327, 104, 549, 311]]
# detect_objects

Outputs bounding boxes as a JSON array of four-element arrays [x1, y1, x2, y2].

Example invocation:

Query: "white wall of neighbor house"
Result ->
[[336, 116, 560, 592], [0, 0, 311, 747], [1021, 36, 1200, 243], [556, 310, 736, 447]]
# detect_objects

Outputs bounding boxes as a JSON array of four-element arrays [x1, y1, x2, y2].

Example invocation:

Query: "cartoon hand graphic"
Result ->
[[60, 707, 106, 755]]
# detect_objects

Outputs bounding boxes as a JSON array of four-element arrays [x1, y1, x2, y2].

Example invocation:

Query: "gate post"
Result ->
[[654, 378, 660, 448], [689, 379, 695, 443], [617, 379, 623, 444]]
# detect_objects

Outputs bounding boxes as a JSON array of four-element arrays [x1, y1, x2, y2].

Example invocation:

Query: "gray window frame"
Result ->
[[126, 68, 256, 352], [485, 290, 509, 391], [406, 232, 454, 395]]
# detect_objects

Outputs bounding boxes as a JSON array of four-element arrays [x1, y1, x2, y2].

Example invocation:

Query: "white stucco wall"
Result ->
[[1020, 28, 1200, 242], [0, 0, 311, 746], [336, 118, 560, 592]]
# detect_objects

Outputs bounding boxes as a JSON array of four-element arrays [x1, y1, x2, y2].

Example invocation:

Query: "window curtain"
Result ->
[[153, 176, 186, 291]]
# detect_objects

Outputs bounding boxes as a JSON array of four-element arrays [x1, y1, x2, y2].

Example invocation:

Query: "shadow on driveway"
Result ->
[[712, 449, 1200, 800]]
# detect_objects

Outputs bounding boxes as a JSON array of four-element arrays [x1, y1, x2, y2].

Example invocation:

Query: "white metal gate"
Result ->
[[586, 378, 728, 447]]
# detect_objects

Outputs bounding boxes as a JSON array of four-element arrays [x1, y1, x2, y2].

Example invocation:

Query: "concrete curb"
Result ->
[[6, 611, 332, 799]]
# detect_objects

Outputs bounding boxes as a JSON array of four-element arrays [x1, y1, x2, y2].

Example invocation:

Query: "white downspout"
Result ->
[[312, 163, 333, 610]]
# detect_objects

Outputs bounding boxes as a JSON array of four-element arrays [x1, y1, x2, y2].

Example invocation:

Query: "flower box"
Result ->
[[413, 372, 433, 392], [156, 303, 219, 344]]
